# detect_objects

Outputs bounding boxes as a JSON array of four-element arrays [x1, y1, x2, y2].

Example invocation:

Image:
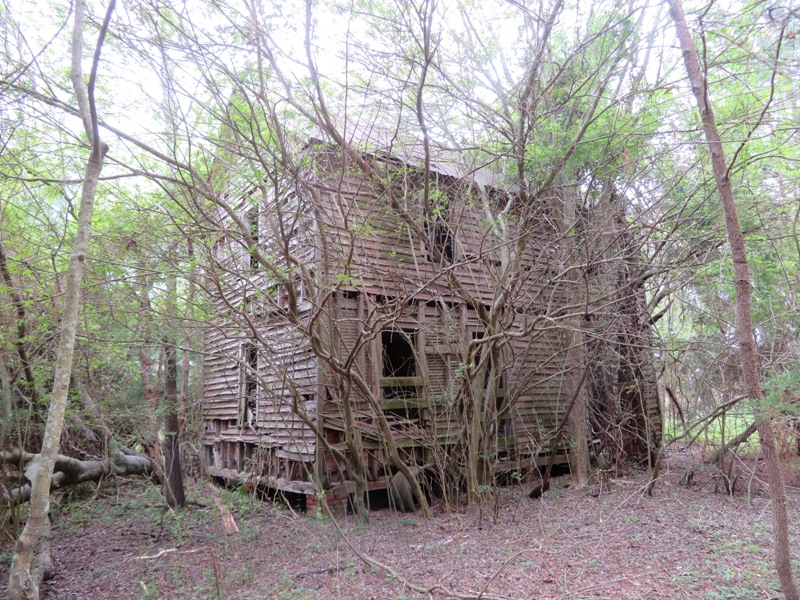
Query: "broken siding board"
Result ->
[[206, 302, 318, 457]]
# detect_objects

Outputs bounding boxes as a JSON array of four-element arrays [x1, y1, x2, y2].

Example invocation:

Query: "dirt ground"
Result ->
[[2, 457, 799, 600]]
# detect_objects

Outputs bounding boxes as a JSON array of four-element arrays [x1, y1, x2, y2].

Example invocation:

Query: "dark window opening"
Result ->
[[382, 330, 417, 400], [426, 299, 457, 310], [246, 207, 259, 269], [496, 393, 511, 440], [241, 343, 258, 429], [424, 220, 454, 263]]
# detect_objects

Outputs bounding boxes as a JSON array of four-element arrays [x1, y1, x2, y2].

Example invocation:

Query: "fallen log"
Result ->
[[0, 444, 152, 506], [706, 421, 759, 464]]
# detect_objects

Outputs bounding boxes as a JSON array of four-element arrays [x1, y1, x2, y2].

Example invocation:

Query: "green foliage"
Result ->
[[761, 368, 800, 416]]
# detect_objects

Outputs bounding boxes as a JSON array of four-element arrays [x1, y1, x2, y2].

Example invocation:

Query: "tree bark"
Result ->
[[162, 336, 185, 507], [136, 279, 164, 479], [179, 238, 196, 444], [161, 270, 185, 508], [667, 1, 798, 597], [0, 447, 151, 505], [8, 1, 115, 598], [1, 359, 13, 421], [0, 237, 40, 427], [559, 181, 590, 488], [529, 362, 591, 498]]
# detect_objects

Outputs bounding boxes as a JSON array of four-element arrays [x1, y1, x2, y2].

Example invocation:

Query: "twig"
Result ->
[[134, 547, 203, 560], [295, 565, 351, 579], [600, 473, 669, 526], [477, 547, 544, 599]]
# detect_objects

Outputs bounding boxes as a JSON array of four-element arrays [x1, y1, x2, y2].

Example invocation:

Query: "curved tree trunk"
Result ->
[[667, 1, 798, 598], [7, 1, 115, 598]]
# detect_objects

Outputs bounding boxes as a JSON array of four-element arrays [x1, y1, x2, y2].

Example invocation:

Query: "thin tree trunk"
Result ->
[[138, 281, 163, 473], [566, 331, 590, 487], [667, 1, 798, 597], [0, 237, 40, 429], [8, 1, 115, 597], [162, 271, 185, 507], [529, 363, 591, 498], [560, 181, 590, 488], [1, 359, 13, 421], [179, 238, 196, 451], [163, 337, 185, 507]]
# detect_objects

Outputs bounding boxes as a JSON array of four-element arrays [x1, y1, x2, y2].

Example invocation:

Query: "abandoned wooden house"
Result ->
[[201, 137, 663, 512]]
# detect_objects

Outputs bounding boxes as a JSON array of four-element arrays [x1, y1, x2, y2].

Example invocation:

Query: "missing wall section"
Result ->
[[382, 330, 417, 399], [240, 343, 258, 429]]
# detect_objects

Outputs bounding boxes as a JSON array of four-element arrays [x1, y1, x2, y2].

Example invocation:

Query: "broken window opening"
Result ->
[[246, 207, 259, 270], [496, 392, 511, 440], [422, 188, 455, 263], [240, 343, 258, 430], [382, 330, 418, 400], [424, 220, 454, 263]]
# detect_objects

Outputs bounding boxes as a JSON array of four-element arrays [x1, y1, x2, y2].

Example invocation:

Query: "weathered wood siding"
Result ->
[[202, 191, 319, 475], [202, 149, 662, 489], [304, 153, 576, 457]]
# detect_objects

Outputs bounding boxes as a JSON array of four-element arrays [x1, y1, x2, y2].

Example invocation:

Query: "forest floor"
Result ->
[[2, 454, 800, 600]]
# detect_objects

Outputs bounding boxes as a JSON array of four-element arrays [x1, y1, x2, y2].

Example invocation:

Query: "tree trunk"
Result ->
[[1, 359, 13, 421], [137, 281, 163, 476], [559, 181, 590, 488], [163, 337, 185, 508], [1, 447, 151, 505], [8, 1, 114, 597], [0, 237, 41, 430], [667, 1, 798, 597], [567, 332, 590, 488], [179, 238, 196, 447]]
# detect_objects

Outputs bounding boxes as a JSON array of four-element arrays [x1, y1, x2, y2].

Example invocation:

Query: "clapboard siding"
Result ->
[[202, 147, 662, 492]]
